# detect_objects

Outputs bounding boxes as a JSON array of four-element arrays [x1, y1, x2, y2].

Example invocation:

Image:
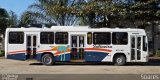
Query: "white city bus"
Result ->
[[5, 26, 148, 66]]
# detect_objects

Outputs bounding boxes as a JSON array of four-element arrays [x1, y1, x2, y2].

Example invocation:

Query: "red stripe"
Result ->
[[7, 48, 111, 55], [85, 48, 112, 52], [38, 49, 52, 52], [7, 50, 26, 54]]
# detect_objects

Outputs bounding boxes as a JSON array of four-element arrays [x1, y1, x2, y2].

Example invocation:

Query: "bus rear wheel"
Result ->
[[114, 55, 126, 66], [41, 54, 54, 66]]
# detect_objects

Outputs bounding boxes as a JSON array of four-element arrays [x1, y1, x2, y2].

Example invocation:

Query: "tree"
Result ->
[[72, 0, 125, 27], [19, 11, 37, 26], [22, 0, 82, 26], [8, 11, 18, 27], [0, 8, 9, 36], [126, 0, 160, 55]]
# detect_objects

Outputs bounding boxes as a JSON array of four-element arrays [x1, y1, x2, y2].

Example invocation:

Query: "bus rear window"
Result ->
[[9, 32, 24, 44]]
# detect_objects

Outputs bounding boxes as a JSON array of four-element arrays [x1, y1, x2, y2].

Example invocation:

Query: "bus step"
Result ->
[[70, 60, 85, 62]]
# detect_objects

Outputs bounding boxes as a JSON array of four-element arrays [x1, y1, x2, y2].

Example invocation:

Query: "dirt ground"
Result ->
[[0, 57, 160, 74]]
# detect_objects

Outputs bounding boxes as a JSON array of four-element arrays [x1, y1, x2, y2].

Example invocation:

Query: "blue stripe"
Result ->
[[36, 53, 42, 61], [36, 53, 71, 61], [7, 53, 26, 60], [55, 54, 70, 61], [7, 51, 108, 62], [36, 51, 108, 62], [85, 51, 109, 61]]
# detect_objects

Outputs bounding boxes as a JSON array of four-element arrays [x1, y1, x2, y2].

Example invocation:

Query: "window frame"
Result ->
[[8, 31, 24, 44], [112, 32, 128, 45], [55, 32, 68, 44], [40, 32, 54, 44], [93, 32, 111, 45], [143, 36, 147, 51], [87, 32, 92, 45]]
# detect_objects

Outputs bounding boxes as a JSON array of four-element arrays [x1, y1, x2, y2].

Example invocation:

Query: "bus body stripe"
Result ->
[[7, 48, 112, 55], [85, 48, 112, 52], [38, 49, 52, 52], [7, 50, 26, 54]]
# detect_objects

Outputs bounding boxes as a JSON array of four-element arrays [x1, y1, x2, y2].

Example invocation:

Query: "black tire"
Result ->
[[114, 55, 126, 66], [41, 54, 54, 66]]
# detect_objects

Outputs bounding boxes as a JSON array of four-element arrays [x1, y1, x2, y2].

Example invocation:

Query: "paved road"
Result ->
[[0, 57, 160, 74]]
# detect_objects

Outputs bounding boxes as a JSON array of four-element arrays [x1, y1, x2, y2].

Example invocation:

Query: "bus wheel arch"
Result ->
[[41, 52, 55, 66], [113, 53, 126, 66]]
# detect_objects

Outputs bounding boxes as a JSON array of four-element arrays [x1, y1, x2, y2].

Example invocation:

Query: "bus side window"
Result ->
[[93, 32, 111, 45], [9, 32, 24, 44], [143, 36, 147, 51], [87, 32, 92, 44], [40, 32, 54, 44], [112, 32, 128, 45], [55, 32, 68, 44]]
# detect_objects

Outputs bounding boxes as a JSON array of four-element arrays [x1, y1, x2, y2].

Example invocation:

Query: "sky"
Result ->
[[0, 0, 35, 18]]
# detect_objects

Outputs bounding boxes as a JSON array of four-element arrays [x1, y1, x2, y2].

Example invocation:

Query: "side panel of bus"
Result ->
[[68, 32, 112, 62], [6, 31, 26, 60], [6, 31, 40, 61]]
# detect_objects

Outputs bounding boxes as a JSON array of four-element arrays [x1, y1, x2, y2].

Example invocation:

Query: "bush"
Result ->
[[0, 50, 5, 57], [156, 50, 160, 57]]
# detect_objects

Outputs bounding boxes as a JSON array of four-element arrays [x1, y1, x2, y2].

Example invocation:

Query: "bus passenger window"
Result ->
[[9, 32, 24, 44], [40, 32, 54, 44], [55, 32, 68, 44], [79, 36, 84, 47], [143, 36, 147, 51], [87, 32, 92, 44], [93, 32, 111, 44], [112, 32, 128, 45], [137, 37, 141, 49], [72, 36, 77, 47]]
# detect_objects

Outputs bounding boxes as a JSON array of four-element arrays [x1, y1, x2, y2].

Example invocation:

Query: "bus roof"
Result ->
[[6, 26, 145, 33]]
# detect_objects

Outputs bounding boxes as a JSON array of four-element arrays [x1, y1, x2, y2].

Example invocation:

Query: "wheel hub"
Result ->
[[117, 58, 122, 63], [44, 56, 52, 64]]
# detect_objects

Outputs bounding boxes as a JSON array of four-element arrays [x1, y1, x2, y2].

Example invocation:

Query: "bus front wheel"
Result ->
[[113, 55, 126, 66], [41, 54, 54, 66]]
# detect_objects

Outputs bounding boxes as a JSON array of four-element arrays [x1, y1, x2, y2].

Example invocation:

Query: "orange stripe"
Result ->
[[8, 50, 26, 54], [7, 48, 111, 55], [38, 49, 53, 52], [39, 48, 71, 52], [85, 48, 112, 52], [66, 48, 71, 52]]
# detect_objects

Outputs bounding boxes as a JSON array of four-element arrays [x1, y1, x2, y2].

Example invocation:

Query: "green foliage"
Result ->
[[0, 8, 18, 32], [8, 11, 18, 27], [20, 0, 79, 26], [0, 8, 9, 34], [0, 50, 5, 57], [156, 50, 160, 57], [19, 0, 160, 27]]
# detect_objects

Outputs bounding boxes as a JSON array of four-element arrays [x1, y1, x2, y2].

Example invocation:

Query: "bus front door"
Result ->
[[131, 36, 142, 61], [71, 35, 85, 61], [26, 35, 37, 59]]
